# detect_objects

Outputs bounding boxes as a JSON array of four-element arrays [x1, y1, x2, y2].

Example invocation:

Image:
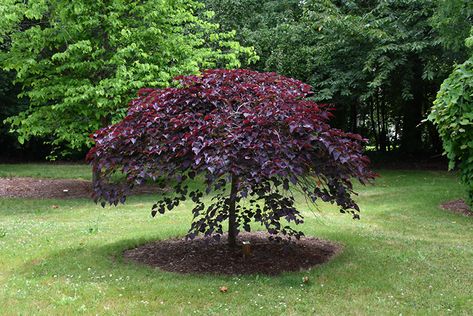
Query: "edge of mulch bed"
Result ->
[[0, 177, 165, 199], [123, 231, 342, 276], [440, 199, 473, 217]]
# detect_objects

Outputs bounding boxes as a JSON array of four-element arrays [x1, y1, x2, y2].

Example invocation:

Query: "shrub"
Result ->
[[428, 48, 473, 206], [87, 69, 375, 246]]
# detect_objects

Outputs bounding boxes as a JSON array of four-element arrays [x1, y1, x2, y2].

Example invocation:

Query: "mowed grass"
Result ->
[[0, 163, 92, 180], [0, 164, 472, 315]]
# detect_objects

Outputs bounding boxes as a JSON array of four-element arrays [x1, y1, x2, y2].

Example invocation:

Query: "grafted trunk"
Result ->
[[228, 174, 239, 247]]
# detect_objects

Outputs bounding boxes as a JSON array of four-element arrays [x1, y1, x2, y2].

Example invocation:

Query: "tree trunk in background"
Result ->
[[379, 95, 388, 152], [330, 102, 348, 131], [375, 94, 387, 152], [92, 115, 112, 185], [400, 95, 423, 154], [350, 102, 358, 133], [427, 122, 443, 153], [369, 100, 379, 151], [400, 58, 424, 154], [227, 174, 239, 248], [425, 83, 443, 154]]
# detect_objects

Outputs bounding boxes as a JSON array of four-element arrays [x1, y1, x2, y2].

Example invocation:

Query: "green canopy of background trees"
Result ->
[[0, 0, 472, 159], [0, 0, 256, 157], [205, 0, 472, 154]]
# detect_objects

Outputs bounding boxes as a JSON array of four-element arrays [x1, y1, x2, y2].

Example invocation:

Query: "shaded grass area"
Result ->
[[0, 163, 91, 180], [0, 166, 472, 315]]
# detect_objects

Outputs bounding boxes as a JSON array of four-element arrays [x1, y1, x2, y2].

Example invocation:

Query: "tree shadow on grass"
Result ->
[[16, 233, 357, 289], [20, 236, 201, 283]]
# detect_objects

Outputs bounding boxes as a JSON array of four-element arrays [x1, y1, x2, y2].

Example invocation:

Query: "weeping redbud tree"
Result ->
[[87, 69, 375, 247]]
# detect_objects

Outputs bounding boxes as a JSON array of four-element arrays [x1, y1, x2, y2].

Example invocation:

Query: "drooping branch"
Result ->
[[87, 69, 376, 242]]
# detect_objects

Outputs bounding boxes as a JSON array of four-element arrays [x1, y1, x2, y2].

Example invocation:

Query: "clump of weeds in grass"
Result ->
[[86, 218, 100, 234]]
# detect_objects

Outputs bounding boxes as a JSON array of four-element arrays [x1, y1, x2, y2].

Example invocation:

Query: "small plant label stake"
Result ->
[[242, 241, 251, 259]]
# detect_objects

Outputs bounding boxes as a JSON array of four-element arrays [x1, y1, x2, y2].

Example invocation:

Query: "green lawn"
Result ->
[[0, 165, 472, 315], [0, 163, 92, 180]]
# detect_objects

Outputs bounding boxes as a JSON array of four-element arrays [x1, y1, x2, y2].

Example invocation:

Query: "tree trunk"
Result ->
[[400, 96, 423, 154], [375, 93, 387, 152], [400, 57, 424, 154], [350, 102, 358, 133], [427, 122, 443, 153], [228, 174, 239, 248], [369, 99, 379, 151], [379, 93, 388, 152], [92, 115, 111, 185]]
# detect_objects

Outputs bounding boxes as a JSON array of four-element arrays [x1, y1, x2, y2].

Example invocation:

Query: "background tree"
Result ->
[[0, 70, 33, 159], [305, 0, 449, 153], [203, 0, 304, 76], [86, 69, 375, 246], [0, 0, 256, 157], [431, 0, 473, 55], [203, 0, 314, 83], [204, 0, 472, 155]]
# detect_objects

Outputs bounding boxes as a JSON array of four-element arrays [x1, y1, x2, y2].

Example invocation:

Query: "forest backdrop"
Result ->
[[0, 0, 472, 161]]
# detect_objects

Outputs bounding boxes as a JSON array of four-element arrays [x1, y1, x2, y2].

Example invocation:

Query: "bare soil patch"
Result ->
[[0, 177, 160, 199], [123, 232, 341, 276], [441, 199, 473, 217]]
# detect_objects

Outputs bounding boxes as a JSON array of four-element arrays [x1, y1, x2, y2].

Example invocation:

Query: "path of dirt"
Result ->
[[123, 232, 341, 276], [0, 177, 159, 199]]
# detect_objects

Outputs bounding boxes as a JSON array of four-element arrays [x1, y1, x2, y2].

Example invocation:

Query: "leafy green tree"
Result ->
[[0, 0, 256, 156], [205, 0, 471, 154], [203, 0, 303, 75], [0, 70, 24, 157], [428, 30, 473, 206], [302, 0, 458, 153], [431, 0, 473, 54]]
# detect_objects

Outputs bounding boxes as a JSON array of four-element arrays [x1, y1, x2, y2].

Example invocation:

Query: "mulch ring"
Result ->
[[123, 232, 341, 276], [0, 177, 161, 199], [440, 199, 473, 217]]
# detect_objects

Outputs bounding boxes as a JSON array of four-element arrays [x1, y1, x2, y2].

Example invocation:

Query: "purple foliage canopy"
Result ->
[[87, 69, 375, 241]]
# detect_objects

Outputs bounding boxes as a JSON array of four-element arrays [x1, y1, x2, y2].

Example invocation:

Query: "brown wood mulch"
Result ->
[[440, 199, 473, 217], [123, 232, 341, 276], [0, 177, 159, 199]]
